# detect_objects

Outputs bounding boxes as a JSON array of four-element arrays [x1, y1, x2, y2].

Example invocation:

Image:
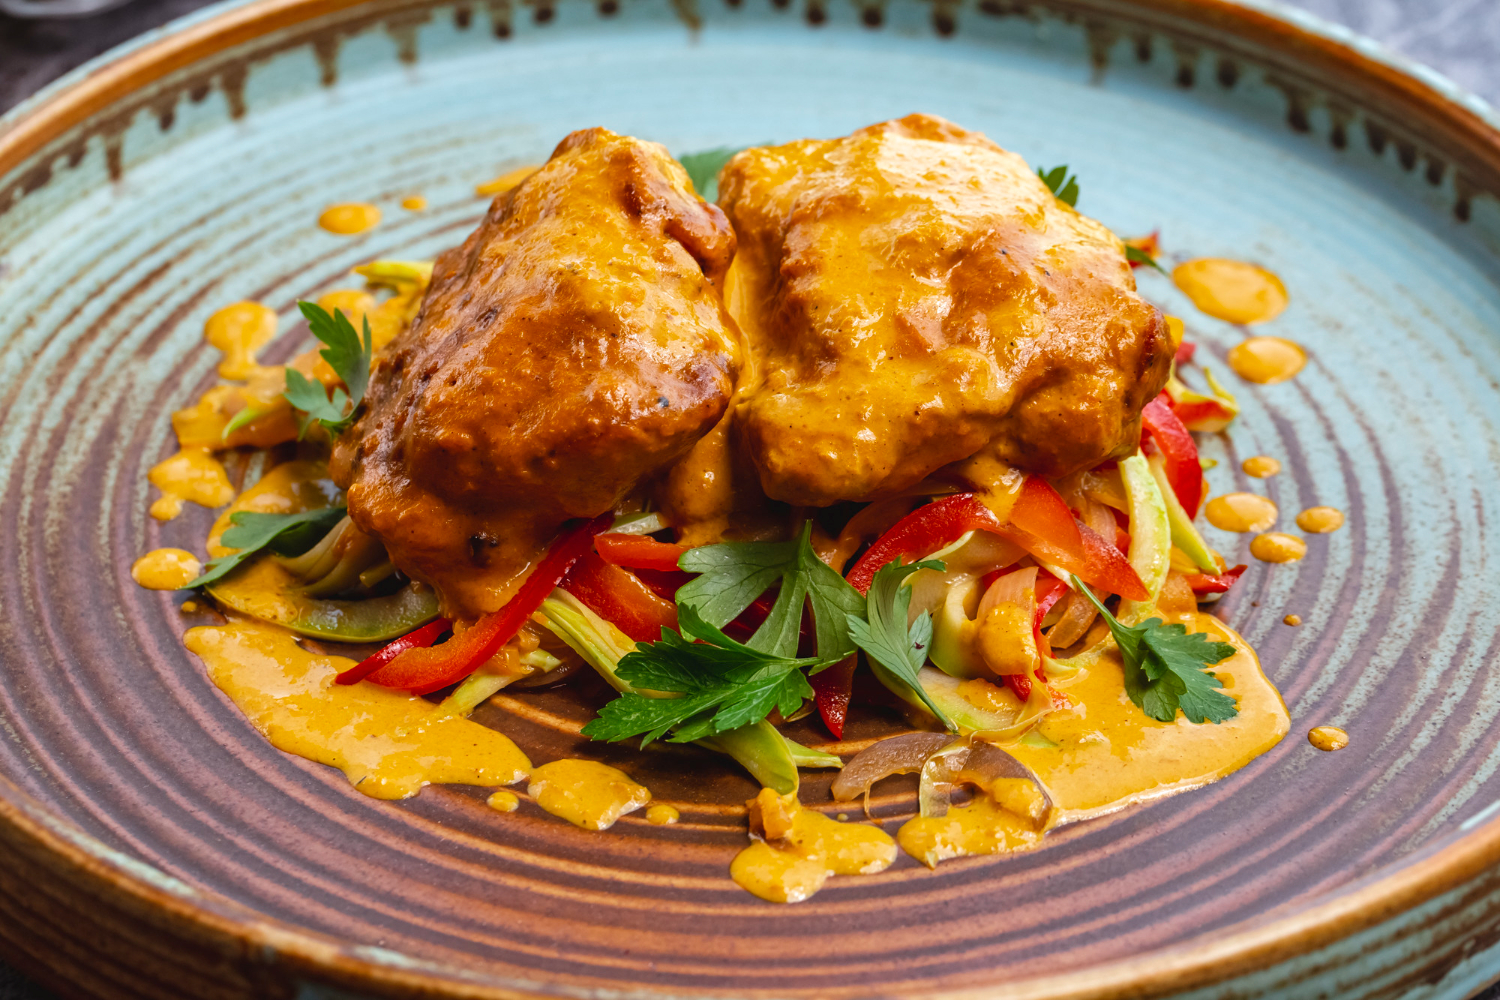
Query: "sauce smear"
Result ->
[[1172, 259, 1288, 324], [204, 302, 277, 380], [1205, 492, 1278, 533], [898, 794, 1043, 867], [148, 448, 235, 521], [731, 791, 896, 903], [1228, 337, 1307, 384], [527, 759, 650, 830], [185, 619, 531, 799]]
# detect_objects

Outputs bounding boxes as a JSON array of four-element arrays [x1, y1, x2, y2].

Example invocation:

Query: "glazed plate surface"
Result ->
[[3, 0, 1500, 997]]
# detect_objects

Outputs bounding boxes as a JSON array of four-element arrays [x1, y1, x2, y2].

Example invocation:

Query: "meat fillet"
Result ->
[[331, 128, 737, 618]]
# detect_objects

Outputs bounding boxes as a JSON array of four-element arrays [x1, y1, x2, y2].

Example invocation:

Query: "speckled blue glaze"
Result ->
[[3, 0, 1500, 997]]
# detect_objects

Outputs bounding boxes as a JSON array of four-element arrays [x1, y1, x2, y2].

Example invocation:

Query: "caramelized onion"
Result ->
[[831, 732, 953, 802]]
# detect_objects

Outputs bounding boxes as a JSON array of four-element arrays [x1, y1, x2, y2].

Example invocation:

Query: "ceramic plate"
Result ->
[[3, 0, 1500, 996]]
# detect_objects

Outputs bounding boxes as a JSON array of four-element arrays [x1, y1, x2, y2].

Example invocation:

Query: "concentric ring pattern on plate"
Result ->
[[3, 0, 1500, 995]]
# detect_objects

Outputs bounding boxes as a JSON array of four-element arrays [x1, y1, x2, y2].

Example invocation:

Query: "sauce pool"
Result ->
[[527, 759, 650, 830]]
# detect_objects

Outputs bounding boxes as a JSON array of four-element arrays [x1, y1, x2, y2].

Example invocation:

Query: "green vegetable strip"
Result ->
[[1117, 454, 1171, 624], [1146, 451, 1219, 574]]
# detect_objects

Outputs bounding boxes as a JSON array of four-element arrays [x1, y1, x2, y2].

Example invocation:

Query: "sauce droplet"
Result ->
[[1242, 456, 1281, 478], [400, 195, 427, 211], [1283, 614, 1302, 626], [1228, 337, 1307, 384], [204, 302, 277, 380], [476, 165, 541, 197], [318, 202, 381, 235], [184, 619, 531, 798], [487, 789, 519, 812], [1172, 258, 1288, 324], [1308, 726, 1348, 752], [645, 803, 680, 825], [1205, 492, 1278, 533], [527, 759, 650, 830], [1250, 532, 1307, 563], [731, 790, 896, 903], [148, 448, 235, 521], [181, 600, 199, 613], [131, 548, 202, 590], [1296, 506, 1345, 533]]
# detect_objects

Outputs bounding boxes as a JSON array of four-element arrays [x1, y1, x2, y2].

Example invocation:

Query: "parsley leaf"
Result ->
[[1125, 244, 1168, 274], [1072, 575, 1238, 723], [1038, 164, 1080, 207], [282, 301, 373, 438], [676, 522, 865, 660], [847, 559, 956, 731], [579, 604, 823, 746], [678, 146, 745, 202], [186, 506, 347, 588]]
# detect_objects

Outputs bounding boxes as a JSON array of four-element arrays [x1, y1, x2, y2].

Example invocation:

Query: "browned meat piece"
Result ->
[[716, 113, 1172, 507], [331, 128, 737, 619]]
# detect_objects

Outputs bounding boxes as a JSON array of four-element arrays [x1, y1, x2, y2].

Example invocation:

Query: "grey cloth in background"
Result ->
[[0, 0, 1496, 996]]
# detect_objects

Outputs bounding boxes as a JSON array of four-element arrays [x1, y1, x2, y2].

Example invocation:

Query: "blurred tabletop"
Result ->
[[2, 0, 1500, 997]]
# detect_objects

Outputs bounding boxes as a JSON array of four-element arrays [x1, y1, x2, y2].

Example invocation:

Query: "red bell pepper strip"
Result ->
[[845, 494, 1004, 595], [594, 533, 691, 573], [1032, 573, 1068, 655], [810, 655, 856, 740], [362, 513, 613, 694], [564, 551, 678, 643], [1141, 393, 1204, 517], [1006, 478, 1149, 601], [336, 617, 452, 685], [846, 486, 1147, 601], [631, 567, 693, 602], [1182, 564, 1247, 594], [1174, 340, 1197, 365]]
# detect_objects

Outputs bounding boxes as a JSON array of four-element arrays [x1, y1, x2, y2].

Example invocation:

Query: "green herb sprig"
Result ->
[[282, 301, 373, 439], [579, 604, 827, 745], [676, 522, 865, 661], [1125, 244, 1168, 274], [678, 146, 748, 202], [185, 506, 347, 589], [847, 559, 955, 730], [1072, 574, 1238, 723], [1038, 164, 1080, 207]]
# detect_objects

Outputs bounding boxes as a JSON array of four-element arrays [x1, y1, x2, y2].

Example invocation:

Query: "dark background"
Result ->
[[1, 0, 1499, 996]]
